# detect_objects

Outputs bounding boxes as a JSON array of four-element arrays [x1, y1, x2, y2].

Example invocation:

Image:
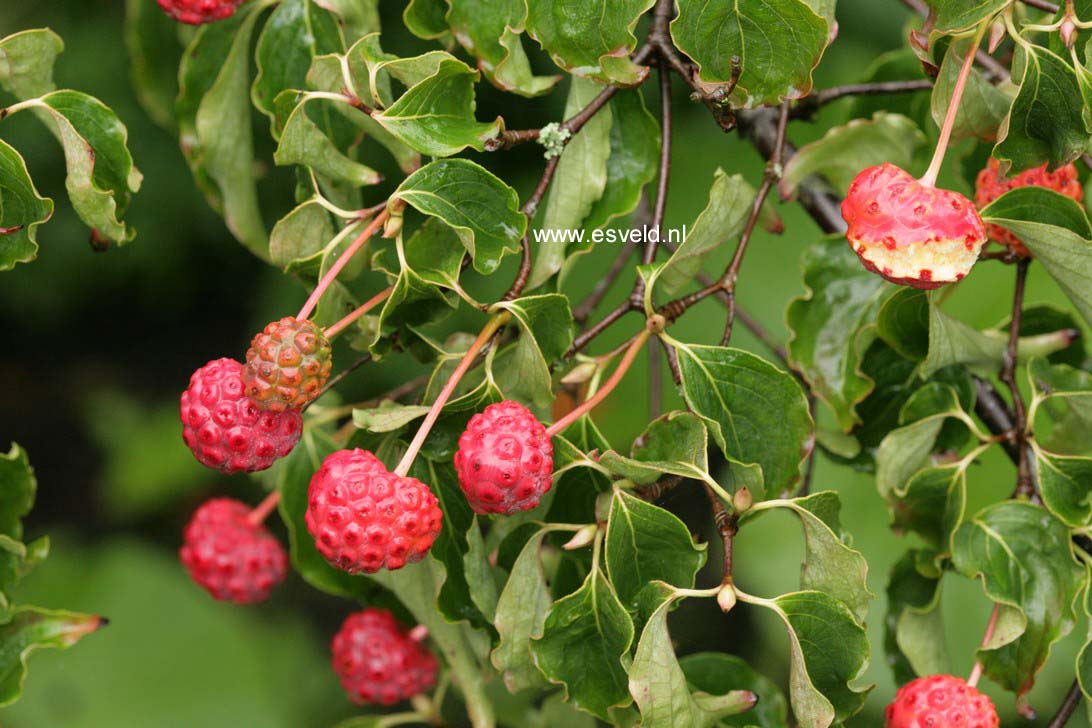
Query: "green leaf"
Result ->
[[324, 0, 380, 42], [629, 597, 759, 727], [492, 527, 553, 692], [598, 411, 715, 486], [0, 444, 34, 549], [605, 486, 706, 612], [373, 58, 502, 156], [0, 139, 53, 270], [886, 552, 949, 685], [491, 294, 574, 408], [751, 492, 873, 623], [177, 5, 267, 258], [403, 0, 450, 39], [982, 188, 1092, 327], [274, 96, 382, 186], [926, 0, 1009, 33], [393, 158, 526, 274], [657, 170, 761, 297], [528, 77, 613, 289], [931, 37, 1011, 141], [526, 0, 655, 86], [268, 199, 336, 275], [584, 89, 660, 229], [781, 113, 926, 199], [1035, 448, 1092, 527], [670, 340, 814, 495], [952, 501, 1084, 698], [787, 236, 889, 431], [252, 0, 344, 128], [995, 45, 1090, 172], [124, 0, 182, 129], [748, 591, 870, 728], [446, 0, 560, 96], [679, 653, 790, 727], [1028, 357, 1092, 456], [0, 29, 63, 99], [29, 91, 142, 244], [531, 565, 635, 720], [0, 608, 106, 707], [672, 0, 829, 109]]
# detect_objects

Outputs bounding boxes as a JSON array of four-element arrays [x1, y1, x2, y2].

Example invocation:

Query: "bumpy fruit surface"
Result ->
[[975, 157, 1083, 257], [331, 608, 438, 705], [306, 449, 443, 573], [842, 163, 986, 289], [454, 401, 554, 515], [885, 675, 999, 728], [157, 0, 245, 24], [180, 358, 303, 473], [180, 498, 287, 604], [244, 317, 332, 412]]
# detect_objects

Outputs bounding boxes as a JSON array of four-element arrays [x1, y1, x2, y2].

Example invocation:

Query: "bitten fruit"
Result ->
[[180, 358, 303, 473], [244, 317, 333, 412], [305, 449, 443, 573], [885, 675, 999, 728], [842, 163, 986, 289], [331, 608, 438, 705], [975, 157, 1083, 257], [180, 498, 287, 603], [157, 0, 245, 25], [454, 401, 554, 515]]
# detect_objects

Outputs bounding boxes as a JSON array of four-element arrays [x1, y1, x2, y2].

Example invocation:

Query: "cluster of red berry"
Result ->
[[177, 303, 556, 705]]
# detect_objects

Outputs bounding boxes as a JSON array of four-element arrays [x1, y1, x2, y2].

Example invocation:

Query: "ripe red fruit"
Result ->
[[454, 401, 554, 515], [305, 449, 443, 574], [975, 157, 1083, 257], [331, 608, 438, 705], [842, 163, 986, 289], [244, 317, 333, 412], [886, 675, 999, 728], [156, 0, 244, 25], [180, 498, 287, 604], [180, 358, 303, 473]]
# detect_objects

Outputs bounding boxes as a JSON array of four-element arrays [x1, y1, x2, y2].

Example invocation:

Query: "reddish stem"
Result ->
[[546, 329, 652, 438], [247, 491, 281, 527], [324, 286, 394, 338], [968, 603, 1001, 688], [297, 208, 390, 321], [920, 24, 988, 187], [393, 312, 511, 477]]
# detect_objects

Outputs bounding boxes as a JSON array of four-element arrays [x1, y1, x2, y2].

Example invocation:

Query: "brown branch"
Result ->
[[1002, 259, 1036, 500], [568, 299, 636, 356], [1046, 680, 1083, 728], [792, 79, 934, 118], [646, 57, 674, 267], [657, 102, 791, 330], [306, 353, 373, 410], [703, 482, 738, 583], [1020, 0, 1060, 12]]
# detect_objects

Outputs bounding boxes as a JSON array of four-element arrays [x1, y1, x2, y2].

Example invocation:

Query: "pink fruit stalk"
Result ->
[[180, 358, 303, 473]]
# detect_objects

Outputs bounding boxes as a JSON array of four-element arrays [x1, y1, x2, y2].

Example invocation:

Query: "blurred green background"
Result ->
[[0, 1, 1086, 725]]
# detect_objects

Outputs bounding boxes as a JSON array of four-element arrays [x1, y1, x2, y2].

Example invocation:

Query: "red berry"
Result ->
[[157, 0, 245, 24], [975, 157, 1083, 257], [180, 498, 287, 604], [454, 401, 554, 515], [305, 450, 443, 574], [842, 163, 986, 289], [180, 358, 303, 473], [886, 675, 999, 728], [244, 317, 333, 412], [331, 608, 438, 705]]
